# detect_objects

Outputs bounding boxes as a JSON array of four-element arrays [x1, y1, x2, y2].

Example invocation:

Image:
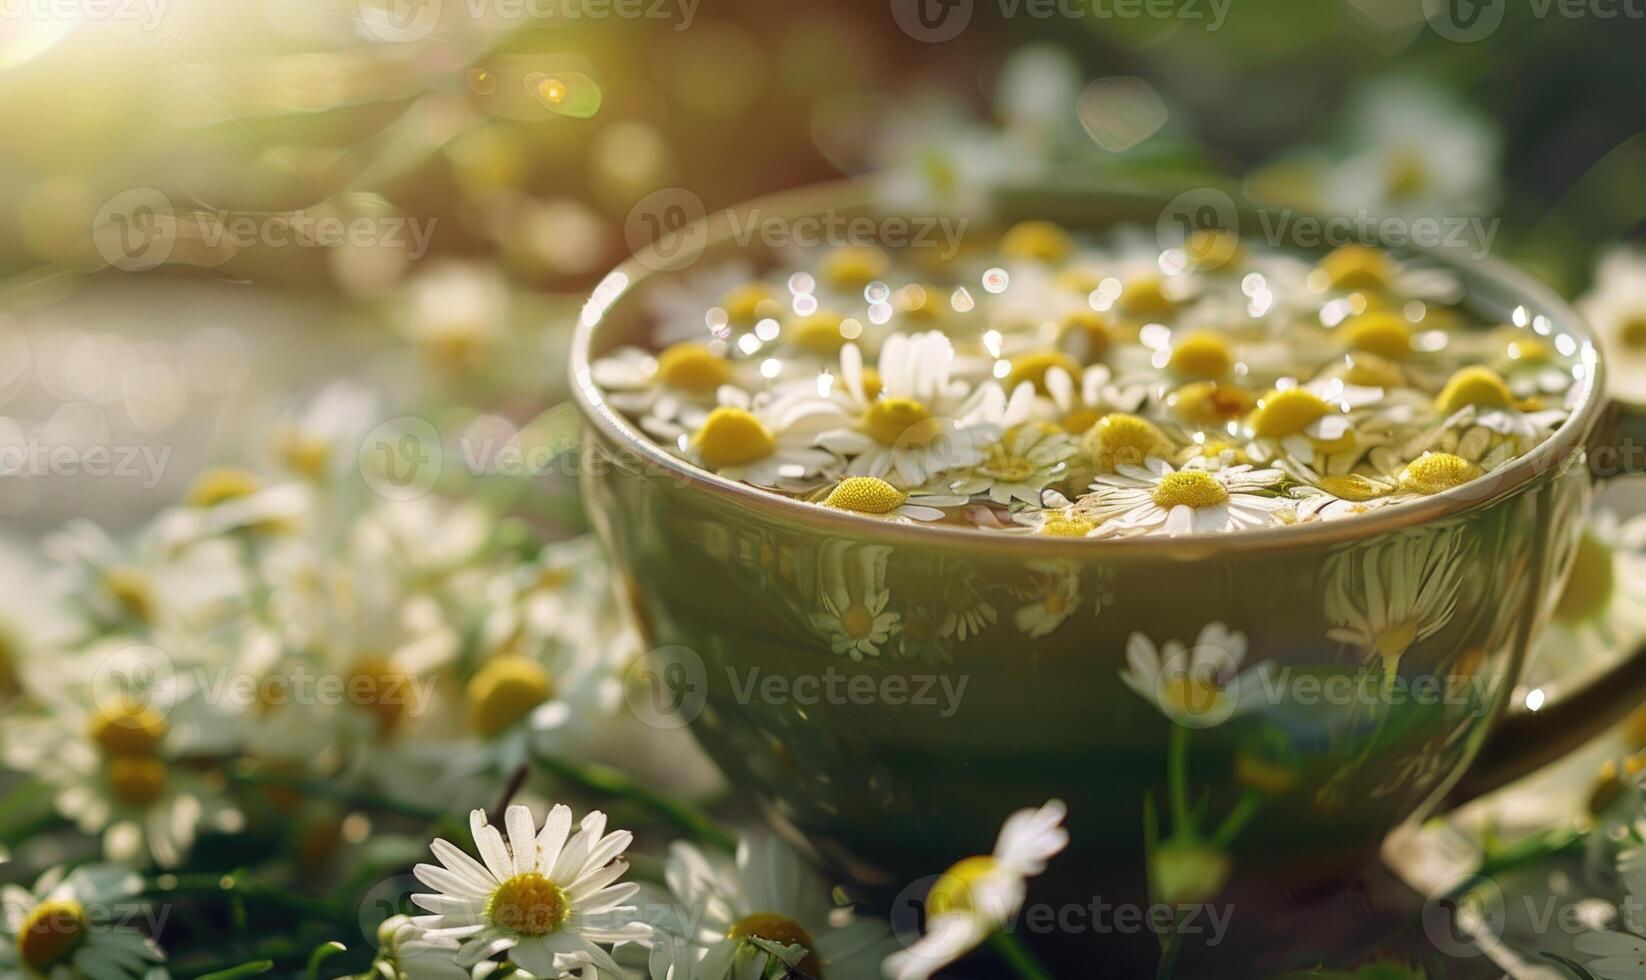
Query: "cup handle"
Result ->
[[1442, 397, 1646, 809]]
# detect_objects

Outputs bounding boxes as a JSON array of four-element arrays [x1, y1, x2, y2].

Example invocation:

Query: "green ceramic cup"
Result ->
[[570, 181, 1646, 973]]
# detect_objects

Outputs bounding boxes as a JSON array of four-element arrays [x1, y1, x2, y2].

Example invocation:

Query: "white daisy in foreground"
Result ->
[[370, 914, 467, 980], [412, 804, 651, 976], [1120, 622, 1273, 728], [884, 800, 1069, 980], [1080, 458, 1289, 537], [818, 333, 1000, 486], [676, 386, 845, 488], [1575, 849, 1646, 979], [0, 865, 164, 978], [1324, 527, 1474, 677], [655, 834, 897, 979], [947, 421, 1080, 507], [1581, 245, 1646, 404]]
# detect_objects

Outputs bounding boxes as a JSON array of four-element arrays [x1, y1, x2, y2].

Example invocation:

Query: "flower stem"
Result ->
[[1168, 724, 1193, 838], [529, 750, 736, 852], [988, 930, 1055, 980], [1156, 919, 1185, 980], [1211, 791, 1261, 848]]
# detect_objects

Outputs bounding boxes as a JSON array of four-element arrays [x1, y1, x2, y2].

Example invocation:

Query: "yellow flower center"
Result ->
[[1167, 331, 1234, 380], [1385, 149, 1429, 200], [655, 343, 732, 395], [16, 899, 88, 972], [1317, 244, 1394, 291], [1185, 229, 1241, 271], [926, 855, 998, 918], [1059, 310, 1112, 361], [1007, 350, 1081, 395], [726, 913, 822, 978], [1082, 413, 1174, 471], [842, 603, 876, 639], [721, 282, 777, 324], [107, 756, 167, 806], [983, 448, 1037, 483], [348, 655, 413, 736], [467, 654, 554, 738], [487, 872, 569, 936], [790, 311, 849, 355], [1315, 474, 1387, 502], [1553, 530, 1615, 624], [1038, 515, 1097, 537], [1343, 352, 1406, 388], [1620, 317, 1646, 350], [103, 567, 156, 622], [1151, 470, 1230, 509], [1060, 408, 1102, 435], [89, 704, 167, 758], [822, 246, 889, 289], [1343, 313, 1413, 359], [821, 477, 908, 515], [863, 397, 942, 447], [689, 407, 776, 469], [1249, 389, 1332, 438], [1435, 365, 1513, 413], [1590, 755, 1646, 816], [186, 466, 261, 508], [277, 428, 332, 479], [1121, 275, 1177, 318], [1160, 674, 1226, 718], [999, 220, 1072, 264], [1171, 381, 1256, 426], [1399, 452, 1482, 495]]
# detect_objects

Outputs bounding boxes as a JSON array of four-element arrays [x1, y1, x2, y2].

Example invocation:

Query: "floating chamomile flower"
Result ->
[[652, 834, 898, 980], [816, 476, 967, 522], [1243, 376, 1383, 468], [412, 804, 651, 976], [816, 333, 1000, 486], [1280, 461, 1397, 522], [674, 386, 845, 489], [591, 342, 753, 432], [1041, 364, 1147, 435], [1080, 458, 1290, 538], [947, 421, 1080, 506], [884, 800, 1069, 980], [644, 261, 767, 346], [1309, 243, 1462, 306], [0, 865, 164, 979]]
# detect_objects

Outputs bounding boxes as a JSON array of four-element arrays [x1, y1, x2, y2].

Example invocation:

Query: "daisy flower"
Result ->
[[152, 467, 313, 546], [0, 537, 82, 702], [1012, 560, 1081, 638], [884, 800, 1069, 980], [667, 385, 844, 489], [1080, 458, 1290, 538], [1308, 243, 1461, 307], [402, 260, 510, 371], [946, 421, 1080, 507], [1243, 376, 1385, 469], [271, 380, 378, 481], [412, 804, 651, 977], [1324, 526, 1475, 677], [1532, 508, 1646, 685], [1279, 461, 1397, 523], [0, 865, 164, 978], [816, 333, 1000, 486], [369, 914, 468, 980], [815, 476, 968, 523], [1580, 245, 1646, 404], [1120, 621, 1273, 728], [809, 542, 899, 661], [1575, 849, 1646, 979], [590, 343, 756, 439], [1040, 363, 1147, 435], [44, 519, 246, 636], [654, 834, 897, 979]]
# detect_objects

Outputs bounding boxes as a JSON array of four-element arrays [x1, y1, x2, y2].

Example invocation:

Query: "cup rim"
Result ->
[[570, 178, 1605, 557]]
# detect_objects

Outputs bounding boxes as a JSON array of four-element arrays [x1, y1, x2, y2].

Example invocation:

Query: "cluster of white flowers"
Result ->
[[593, 224, 1581, 540]]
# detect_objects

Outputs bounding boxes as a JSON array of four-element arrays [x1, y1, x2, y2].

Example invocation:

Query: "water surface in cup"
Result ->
[[589, 223, 1582, 538]]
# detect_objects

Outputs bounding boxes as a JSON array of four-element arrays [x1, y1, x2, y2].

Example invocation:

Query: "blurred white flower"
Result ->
[[0, 864, 164, 978]]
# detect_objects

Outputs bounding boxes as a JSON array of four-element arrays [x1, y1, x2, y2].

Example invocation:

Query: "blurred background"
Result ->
[[3, 0, 1643, 533]]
